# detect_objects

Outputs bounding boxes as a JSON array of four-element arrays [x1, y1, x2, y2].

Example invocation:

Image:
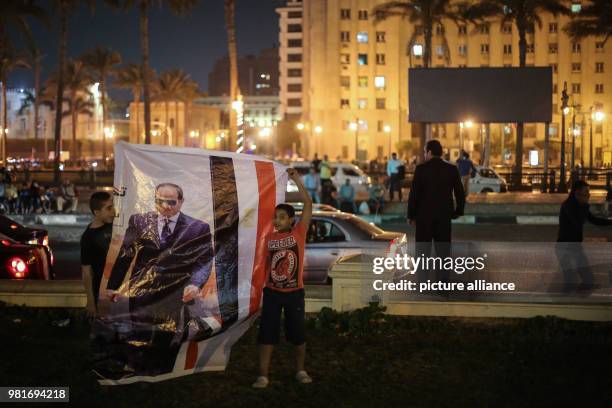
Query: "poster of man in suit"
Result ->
[[93, 142, 287, 385]]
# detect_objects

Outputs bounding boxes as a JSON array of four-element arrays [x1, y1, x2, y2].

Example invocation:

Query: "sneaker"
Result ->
[[295, 370, 312, 384], [252, 376, 269, 389]]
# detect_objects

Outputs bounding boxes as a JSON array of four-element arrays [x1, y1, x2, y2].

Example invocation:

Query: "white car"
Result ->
[[469, 166, 507, 193], [287, 161, 371, 193]]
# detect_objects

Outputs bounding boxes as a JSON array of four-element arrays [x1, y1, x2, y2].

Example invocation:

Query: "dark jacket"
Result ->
[[407, 157, 465, 222], [557, 196, 612, 242], [107, 211, 213, 311]]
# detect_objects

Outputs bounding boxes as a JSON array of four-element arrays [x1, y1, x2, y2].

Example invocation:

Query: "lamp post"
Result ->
[[590, 109, 605, 171], [314, 125, 323, 155], [349, 120, 359, 161], [559, 82, 569, 193], [103, 126, 115, 167], [384, 125, 392, 157], [571, 104, 576, 172]]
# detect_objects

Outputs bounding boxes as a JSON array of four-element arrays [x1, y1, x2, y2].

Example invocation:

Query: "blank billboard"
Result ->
[[408, 67, 552, 123]]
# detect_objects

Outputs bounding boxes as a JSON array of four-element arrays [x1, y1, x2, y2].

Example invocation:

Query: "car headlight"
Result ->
[[27, 239, 38, 245]]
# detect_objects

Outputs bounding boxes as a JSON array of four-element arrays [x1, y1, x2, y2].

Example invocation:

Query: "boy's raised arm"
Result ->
[[287, 168, 312, 227]]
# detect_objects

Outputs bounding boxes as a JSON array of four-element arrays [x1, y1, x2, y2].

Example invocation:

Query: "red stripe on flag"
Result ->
[[249, 161, 277, 315], [184, 341, 199, 370]]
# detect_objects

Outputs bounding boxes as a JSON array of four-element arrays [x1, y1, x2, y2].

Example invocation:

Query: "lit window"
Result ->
[[358, 76, 368, 87], [374, 76, 385, 89], [357, 32, 368, 43], [357, 99, 367, 109], [358, 54, 368, 65], [571, 3, 581, 13]]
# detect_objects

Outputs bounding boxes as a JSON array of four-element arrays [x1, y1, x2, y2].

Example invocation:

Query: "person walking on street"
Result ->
[[387, 153, 403, 202], [456, 150, 476, 197], [556, 180, 612, 292], [304, 167, 320, 203], [339, 179, 357, 213], [407, 140, 465, 285], [319, 155, 333, 205]]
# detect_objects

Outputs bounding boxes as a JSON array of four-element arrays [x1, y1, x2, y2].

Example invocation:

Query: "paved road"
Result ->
[[49, 223, 612, 280]]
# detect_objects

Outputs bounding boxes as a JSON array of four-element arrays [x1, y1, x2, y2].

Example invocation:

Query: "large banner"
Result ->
[[92, 142, 287, 384]]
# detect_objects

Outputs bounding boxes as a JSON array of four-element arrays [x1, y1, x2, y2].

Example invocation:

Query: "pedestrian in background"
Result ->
[[304, 166, 320, 203], [386, 153, 403, 202], [556, 180, 612, 292], [339, 179, 357, 213], [456, 150, 477, 197]]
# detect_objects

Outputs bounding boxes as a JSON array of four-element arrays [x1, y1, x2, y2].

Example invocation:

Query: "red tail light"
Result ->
[[7, 257, 29, 279]]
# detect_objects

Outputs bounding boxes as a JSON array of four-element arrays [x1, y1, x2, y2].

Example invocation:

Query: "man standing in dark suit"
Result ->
[[407, 140, 465, 284], [105, 182, 213, 376]]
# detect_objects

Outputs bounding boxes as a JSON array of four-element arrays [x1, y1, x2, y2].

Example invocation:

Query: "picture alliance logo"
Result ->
[[372, 254, 488, 275]]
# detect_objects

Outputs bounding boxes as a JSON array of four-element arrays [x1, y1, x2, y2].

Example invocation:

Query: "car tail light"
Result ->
[[7, 257, 29, 279], [1, 239, 10, 246]]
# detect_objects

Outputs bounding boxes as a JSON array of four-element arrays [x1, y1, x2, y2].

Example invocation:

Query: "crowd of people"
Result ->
[[0, 168, 79, 215]]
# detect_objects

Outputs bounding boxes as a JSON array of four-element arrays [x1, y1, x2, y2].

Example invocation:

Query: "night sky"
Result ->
[[9, 0, 280, 100]]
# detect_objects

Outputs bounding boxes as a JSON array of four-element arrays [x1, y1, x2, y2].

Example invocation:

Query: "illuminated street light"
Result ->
[[464, 120, 474, 128], [383, 125, 391, 133], [259, 127, 272, 138], [296, 122, 305, 130], [314, 125, 323, 134], [412, 44, 423, 56], [593, 111, 605, 122], [151, 130, 159, 137], [349, 122, 358, 131], [189, 130, 200, 138], [563, 106, 571, 116]]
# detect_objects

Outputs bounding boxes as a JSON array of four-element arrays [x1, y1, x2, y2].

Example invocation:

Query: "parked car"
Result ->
[[287, 161, 372, 194], [298, 211, 405, 284], [469, 166, 508, 193], [287, 202, 340, 213], [0, 215, 54, 279]]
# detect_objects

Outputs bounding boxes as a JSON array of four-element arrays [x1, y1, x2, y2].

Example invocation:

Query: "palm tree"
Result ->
[[180, 79, 201, 146], [26, 46, 44, 142], [80, 46, 122, 162], [47, 59, 94, 161], [373, 1, 462, 159], [114, 63, 155, 144], [62, 96, 94, 159], [224, 0, 240, 152], [51, 0, 82, 182], [0, 0, 49, 51], [564, 0, 612, 44], [156, 69, 186, 145], [106, 0, 197, 145], [464, 0, 570, 186], [0, 45, 30, 164]]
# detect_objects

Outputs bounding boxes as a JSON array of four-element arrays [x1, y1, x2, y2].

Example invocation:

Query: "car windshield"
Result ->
[[344, 215, 384, 236]]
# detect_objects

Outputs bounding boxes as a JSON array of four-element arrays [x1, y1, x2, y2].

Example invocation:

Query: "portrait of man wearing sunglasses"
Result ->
[[105, 182, 213, 376]]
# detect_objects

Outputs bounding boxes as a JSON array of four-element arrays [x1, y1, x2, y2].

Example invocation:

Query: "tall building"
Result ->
[[277, 0, 304, 120], [279, 0, 612, 166], [208, 47, 279, 97]]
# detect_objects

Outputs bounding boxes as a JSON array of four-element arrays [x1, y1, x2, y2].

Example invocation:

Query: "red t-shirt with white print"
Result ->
[[264, 221, 307, 292]]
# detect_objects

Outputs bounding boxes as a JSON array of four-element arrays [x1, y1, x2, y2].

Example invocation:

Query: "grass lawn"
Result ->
[[1, 302, 611, 408]]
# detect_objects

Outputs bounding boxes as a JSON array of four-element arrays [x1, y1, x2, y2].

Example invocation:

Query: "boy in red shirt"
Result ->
[[253, 168, 313, 389]]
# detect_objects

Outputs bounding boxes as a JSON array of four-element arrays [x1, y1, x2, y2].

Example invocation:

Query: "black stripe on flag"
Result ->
[[210, 156, 239, 328]]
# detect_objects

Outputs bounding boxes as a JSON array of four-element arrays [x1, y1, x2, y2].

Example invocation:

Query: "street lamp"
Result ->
[[590, 109, 605, 171], [559, 82, 569, 193], [103, 126, 115, 165], [349, 120, 359, 161], [296, 122, 305, 131], [384, 125, 392, 156]]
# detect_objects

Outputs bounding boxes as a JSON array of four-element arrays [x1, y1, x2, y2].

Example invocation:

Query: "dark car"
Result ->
[[0, 216, 54, 280]]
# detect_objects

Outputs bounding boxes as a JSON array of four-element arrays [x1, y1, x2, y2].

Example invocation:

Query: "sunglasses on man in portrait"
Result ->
[[156, 198, 179, 207]]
